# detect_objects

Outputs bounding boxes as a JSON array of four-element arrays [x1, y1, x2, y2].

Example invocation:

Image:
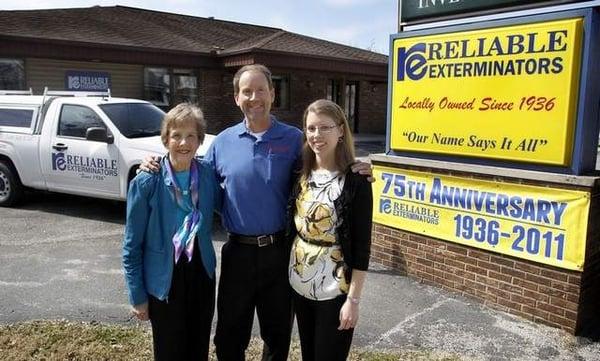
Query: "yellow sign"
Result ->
[[373, 165, 589, 270], [390, 18, 583, 165]]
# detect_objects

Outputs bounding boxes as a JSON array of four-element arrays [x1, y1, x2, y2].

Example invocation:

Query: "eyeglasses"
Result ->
[[305, 125, 339, 134]]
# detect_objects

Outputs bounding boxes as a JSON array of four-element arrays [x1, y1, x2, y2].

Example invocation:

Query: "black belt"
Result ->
[[228, 231, 285, 247]]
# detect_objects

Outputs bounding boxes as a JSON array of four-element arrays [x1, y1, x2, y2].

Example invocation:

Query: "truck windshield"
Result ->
[[99, 103, 164, 139]]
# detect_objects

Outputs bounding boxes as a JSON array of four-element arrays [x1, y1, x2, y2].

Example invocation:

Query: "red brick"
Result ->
[[467, 249, 491, 261], [568, 274, 582, 284], [390, 229, 409, 240], [498, 282, 524, 295], [488, 286, 512, 301], [538, 285, 568, 298], [550, 281, 579, 294], [476, 260, 501, 273], [455, 254, 478, 266], [549, 297, 578, 312], [514, 262, 542, 275], [455, 269, 477, 281], [489, 271, 512, 283], [537, 302, 566, 316], [524, 273, 552, 287], [497, 297, 522, 311], [507, 308, 535, 321], [446, 244, 468, 255], [512, 278, 539, 292], [510, 294, 537, 308], [434, 276, 455, 289], [374, 224, 391, 235], [564, 310, 578, 321], [490, 255, 515, 268], [501, 266, 526, 279], [444, 258, 466, 270], [540, 269, 569, 282], [524, 290, 548, 304], [464, 279, 486, 292], [466, 264, 489, 276], [416, 257, 434, 268], [548, 313, 576, 330], [522, 305, 550, 320], [476, 275, 499, 289], [410, 234, 428, 243], [566, 293, 579, 304], [443, 272, 464, 284]]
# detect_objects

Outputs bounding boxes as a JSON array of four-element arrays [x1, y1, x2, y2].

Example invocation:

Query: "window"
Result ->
[[144, 68, 200, 107], [272, 75, 289, 110], [99, 103, 164, 138], [173, 69, 198, 104], [0, 59, 26, 90], [0, 108, 34, 128], [144, 67, 171, 106], [58, 105, 106, 139]]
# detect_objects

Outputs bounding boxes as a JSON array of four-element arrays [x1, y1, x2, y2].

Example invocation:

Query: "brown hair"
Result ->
[[232, 64, 273, 95], [160, 103, 206, 146], [301, 99, 355, 179]]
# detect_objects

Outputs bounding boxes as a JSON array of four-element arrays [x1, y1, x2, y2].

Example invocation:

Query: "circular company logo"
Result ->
[[52, 153, 67, 171], [397, 43, 427, 81], [380, 199, 392, 214], [68, 76, 81, 90]]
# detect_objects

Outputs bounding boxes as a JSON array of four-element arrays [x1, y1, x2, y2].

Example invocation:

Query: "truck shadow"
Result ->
[[19, 190, 126, 225]]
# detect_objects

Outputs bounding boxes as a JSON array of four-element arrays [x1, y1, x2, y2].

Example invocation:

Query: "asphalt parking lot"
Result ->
[[1, 191, 600, 360]]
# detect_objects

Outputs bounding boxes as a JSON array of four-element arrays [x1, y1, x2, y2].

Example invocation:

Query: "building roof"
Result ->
[[0, 5, 388, 64]]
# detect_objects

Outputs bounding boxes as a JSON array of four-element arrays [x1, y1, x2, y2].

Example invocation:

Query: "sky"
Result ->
[[2, 0, 398, 55]]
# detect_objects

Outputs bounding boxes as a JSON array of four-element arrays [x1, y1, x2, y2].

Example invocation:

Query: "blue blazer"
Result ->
[[122, 158, 221, 306]]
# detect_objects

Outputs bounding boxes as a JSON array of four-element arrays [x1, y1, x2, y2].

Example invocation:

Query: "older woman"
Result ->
[[287, 99, 373, 361], [122, 103, 221, 361]]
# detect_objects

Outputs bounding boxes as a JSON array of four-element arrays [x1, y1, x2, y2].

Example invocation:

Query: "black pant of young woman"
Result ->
[[293, 291, 354, 361], [148, 245, 215, 361]]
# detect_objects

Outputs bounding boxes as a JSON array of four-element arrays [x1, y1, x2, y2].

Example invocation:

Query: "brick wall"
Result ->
[[358, 80, 387, 134], [369, 164, 600, 335], [371, 226, 583, 332]]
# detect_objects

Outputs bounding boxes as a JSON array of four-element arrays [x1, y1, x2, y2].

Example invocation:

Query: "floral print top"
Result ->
[[289, 169, 349, 300]]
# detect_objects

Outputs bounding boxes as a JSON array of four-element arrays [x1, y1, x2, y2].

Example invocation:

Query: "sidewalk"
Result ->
[[353, 263, 599, 360]]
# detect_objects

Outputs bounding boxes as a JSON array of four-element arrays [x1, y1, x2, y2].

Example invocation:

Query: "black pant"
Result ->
[[214, 239, 293, 361], [148, 245, 215, 361], [293, 291, 354, 361]]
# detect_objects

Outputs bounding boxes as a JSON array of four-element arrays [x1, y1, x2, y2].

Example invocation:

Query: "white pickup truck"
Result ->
[[0, 89, 214, 206]]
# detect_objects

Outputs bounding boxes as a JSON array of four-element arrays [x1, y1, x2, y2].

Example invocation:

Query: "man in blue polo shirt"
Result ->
[[209, 64, 302, 361], [141, 64, 371, 361]]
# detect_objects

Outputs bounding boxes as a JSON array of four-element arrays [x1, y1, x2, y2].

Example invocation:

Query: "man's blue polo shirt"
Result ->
[[205, 117, 303, 236]]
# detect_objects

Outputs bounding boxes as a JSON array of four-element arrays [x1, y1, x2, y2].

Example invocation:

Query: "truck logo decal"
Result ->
[[52, 153, 67, 171], [51, 152, 119, 178]]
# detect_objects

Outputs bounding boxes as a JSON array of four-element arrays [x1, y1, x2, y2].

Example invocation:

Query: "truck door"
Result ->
[[41, 104, 120, 198]]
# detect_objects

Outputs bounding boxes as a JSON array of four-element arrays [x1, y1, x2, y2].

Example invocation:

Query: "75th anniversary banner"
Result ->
[[390, 18, 583, 165], [373, 165, 590, 270]]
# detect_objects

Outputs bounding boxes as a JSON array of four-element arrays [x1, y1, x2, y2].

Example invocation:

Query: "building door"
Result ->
[[345, 81, 359, 133], [327, 79, 342, 105]]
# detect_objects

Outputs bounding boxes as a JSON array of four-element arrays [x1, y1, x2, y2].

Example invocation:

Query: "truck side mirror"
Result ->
[[86, 127, 114, 144]]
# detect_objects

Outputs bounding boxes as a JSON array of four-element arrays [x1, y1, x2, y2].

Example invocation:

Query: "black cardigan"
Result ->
[[285, 169, 373, 282]]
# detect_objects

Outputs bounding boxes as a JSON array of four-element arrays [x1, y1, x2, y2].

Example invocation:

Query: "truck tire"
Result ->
[[0, 161, 24, 207]]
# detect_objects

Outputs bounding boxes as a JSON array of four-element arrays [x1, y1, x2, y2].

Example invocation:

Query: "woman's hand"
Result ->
[[138, 155, 161, 173], [131, 302, 149, 321], [338, 298, 360, 330]]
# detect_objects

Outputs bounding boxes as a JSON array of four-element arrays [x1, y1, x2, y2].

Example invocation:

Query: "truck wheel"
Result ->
[[0, 161, 24, 207]]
